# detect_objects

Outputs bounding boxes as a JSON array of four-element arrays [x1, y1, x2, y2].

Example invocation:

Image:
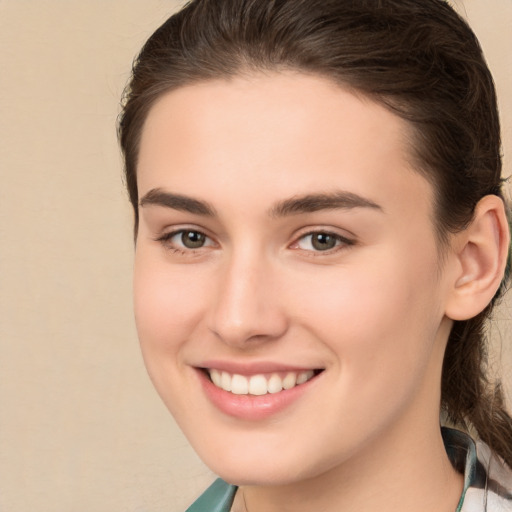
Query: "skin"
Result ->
[[134, 72, 470, 512]]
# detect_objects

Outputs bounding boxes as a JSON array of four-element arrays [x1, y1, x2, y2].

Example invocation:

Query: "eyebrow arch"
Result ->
[[270, 191, 383, 217], [139, 188, 216, 216]]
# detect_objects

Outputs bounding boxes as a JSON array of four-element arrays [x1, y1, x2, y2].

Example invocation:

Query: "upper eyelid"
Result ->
[[299, 231, 348, 241], [292, 227, 355, 243], [156, 225, 213, 239], [287, 231, 356, 257], [155, 229, 217, 255], [154, 227, 214, 246]]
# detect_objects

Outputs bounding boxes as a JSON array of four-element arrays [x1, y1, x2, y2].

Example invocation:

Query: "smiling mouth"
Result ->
[[202, 368, 323, 396]]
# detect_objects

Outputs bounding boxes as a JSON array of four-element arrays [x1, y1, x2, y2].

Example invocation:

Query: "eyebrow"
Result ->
[[139, 188, 216, 216], [269, 191, 383, 217], [139, 188, 382, 218]]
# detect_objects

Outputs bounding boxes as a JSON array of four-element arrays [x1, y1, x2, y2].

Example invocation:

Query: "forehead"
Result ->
[[137, 72, 434, 224]]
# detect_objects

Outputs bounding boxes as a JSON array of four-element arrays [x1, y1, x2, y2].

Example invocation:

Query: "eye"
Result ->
[[177, 230, 208, 249], [157, 229, 215, 251], [294, 231, 353, 252]]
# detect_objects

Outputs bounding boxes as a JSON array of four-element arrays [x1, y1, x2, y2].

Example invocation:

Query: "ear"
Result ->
[[444, 195, 510, 321]]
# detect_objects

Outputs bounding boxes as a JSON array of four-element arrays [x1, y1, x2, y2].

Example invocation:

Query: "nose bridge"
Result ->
[[208, 244, 287, 346]]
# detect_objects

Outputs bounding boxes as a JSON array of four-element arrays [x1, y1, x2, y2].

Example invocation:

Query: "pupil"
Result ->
[[182, 231, 205, 249], [312, 233, 336, 251]]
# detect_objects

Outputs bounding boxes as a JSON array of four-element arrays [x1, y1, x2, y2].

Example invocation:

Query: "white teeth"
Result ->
[[296, 370, 314, 385], [282, 372, 297, 390], [210, 369, 222, 387], [221, 371, 232, 392], [231, 374, 249, 395], [267, 373, 283, 394], [248, 374, 268, 396], [208, 369, 317, 395]]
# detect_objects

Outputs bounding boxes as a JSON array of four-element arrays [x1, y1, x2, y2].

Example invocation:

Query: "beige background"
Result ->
[[0, 1, 511, 511]]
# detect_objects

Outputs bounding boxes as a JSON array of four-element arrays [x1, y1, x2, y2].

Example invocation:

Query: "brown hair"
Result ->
[[118, 0, 512, 465]]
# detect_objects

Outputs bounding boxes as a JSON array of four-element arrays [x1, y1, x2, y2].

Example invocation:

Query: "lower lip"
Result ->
[[196, 369, 321, 421]]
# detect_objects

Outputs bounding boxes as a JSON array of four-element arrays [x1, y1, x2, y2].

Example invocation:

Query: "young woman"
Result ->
[[118, 1, 512, 510]]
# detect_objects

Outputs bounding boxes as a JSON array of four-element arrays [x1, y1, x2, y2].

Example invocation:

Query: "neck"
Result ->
[[233, 418, 463, 512]]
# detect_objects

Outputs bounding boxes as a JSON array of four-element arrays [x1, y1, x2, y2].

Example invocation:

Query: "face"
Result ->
[[134, 72, 454, 485]]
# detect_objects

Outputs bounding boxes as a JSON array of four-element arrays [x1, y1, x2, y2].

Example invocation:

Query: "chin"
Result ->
[[213, 464, 306, 487], [194, 438, 336, 488]]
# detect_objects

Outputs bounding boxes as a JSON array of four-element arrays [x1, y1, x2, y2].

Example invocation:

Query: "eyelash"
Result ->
[[291, 230, 355, 254], [155, 229, 216, 255], [155, 228, 355, 256]]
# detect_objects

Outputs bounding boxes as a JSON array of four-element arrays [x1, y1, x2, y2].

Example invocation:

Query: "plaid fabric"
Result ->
[[442, 428, 512, 512], [186, 428, 512, 512]]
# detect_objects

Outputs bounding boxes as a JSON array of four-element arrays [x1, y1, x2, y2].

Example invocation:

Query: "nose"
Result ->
[[207, 250, 289, 348]]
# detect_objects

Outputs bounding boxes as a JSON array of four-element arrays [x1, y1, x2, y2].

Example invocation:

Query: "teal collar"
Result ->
[[185, 478, 237, 512], [441, 428, 477, 512]]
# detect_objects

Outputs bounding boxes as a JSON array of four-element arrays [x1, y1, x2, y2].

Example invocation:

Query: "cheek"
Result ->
[[132, 250, 214, 421], [133, 249, 208, 359], [288, 244, 443, 385]]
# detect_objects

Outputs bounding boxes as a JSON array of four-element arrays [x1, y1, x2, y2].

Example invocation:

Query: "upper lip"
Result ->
[[197, 360, 323, 376]]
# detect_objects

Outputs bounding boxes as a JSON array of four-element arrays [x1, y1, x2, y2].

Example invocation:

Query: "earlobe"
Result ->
[[445, 195, 510, 321]]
